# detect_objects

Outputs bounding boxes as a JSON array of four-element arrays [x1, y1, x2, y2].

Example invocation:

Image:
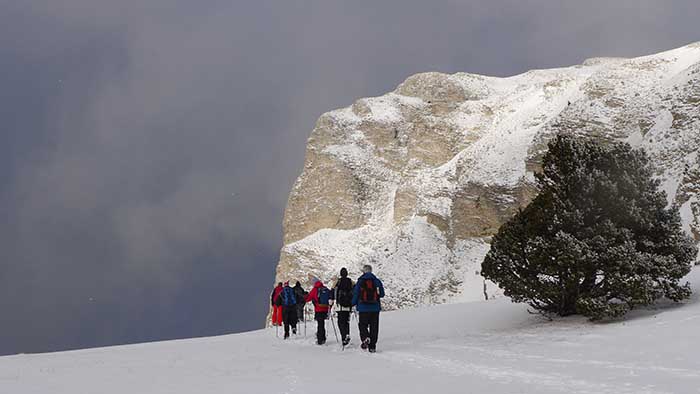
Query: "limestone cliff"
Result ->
[[275, 42, 700, 310]]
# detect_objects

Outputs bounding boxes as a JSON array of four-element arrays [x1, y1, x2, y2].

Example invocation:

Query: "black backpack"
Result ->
[[274, 290, 283, 306], [293, 286, 306, 305], [360, 278, 379, 304], [335, 278, 353, 307]]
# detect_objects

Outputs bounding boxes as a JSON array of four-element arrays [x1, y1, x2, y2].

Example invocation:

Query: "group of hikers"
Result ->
[[270, 264, 385, 353]]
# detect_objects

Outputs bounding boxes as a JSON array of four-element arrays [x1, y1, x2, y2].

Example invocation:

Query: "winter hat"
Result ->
[[340, 267, 348, 277], [277, 282, 283, 287], [361, 264, 372, 273], [283, 281, 289, 286]]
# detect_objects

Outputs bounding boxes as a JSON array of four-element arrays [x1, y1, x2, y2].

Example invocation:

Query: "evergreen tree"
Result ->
[[482, 135, 697, 319]]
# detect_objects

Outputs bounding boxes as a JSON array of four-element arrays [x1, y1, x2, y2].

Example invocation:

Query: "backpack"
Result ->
[[335, 278, 353, 307], [293, 286, 306, 305], [360, 278, 379, 304], [273, 288, 283, 306], [316, 286, 331, 306], [280, 287, 296, 306]]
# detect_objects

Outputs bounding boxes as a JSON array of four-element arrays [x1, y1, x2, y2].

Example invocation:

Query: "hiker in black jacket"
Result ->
[[293, 281, 307, 322], [332, 267, 354, 346]]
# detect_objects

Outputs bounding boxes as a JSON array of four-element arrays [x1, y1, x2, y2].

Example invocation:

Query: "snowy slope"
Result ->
[[3, 268, 700, 394], [276, 42, 700, 311]]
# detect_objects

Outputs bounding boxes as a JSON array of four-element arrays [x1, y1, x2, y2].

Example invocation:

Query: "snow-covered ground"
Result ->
[[3, 268, 700, 393]]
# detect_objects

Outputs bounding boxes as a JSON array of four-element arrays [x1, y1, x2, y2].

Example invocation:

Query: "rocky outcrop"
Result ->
[[275, 42, 700, 310]]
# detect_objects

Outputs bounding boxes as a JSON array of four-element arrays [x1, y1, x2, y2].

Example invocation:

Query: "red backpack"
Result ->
[[360, 278, 379, 304]]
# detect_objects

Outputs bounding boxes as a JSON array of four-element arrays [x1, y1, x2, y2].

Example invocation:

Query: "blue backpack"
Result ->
[[317, 286, 331, 306], [280, 287, 296, 306]]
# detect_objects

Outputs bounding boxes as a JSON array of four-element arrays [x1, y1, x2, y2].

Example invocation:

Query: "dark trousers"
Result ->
[[296, 303, 305, 322], [358, 312, 379, 350], [337, 311, 350, 339], [282, 306, 297, 336], [315, 312, 328, 342]]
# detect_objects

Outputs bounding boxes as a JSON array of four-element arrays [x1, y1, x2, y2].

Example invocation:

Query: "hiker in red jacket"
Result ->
[[305, 279, 332, 345], [270, 282, 284, 326]]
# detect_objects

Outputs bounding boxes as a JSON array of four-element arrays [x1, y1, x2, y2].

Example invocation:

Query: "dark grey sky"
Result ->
[[1, 0, 698, 355]]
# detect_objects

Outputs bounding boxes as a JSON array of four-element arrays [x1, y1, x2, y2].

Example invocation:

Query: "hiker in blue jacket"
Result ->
[[277, 281, 298, 339], [352, 264, 385, 353]]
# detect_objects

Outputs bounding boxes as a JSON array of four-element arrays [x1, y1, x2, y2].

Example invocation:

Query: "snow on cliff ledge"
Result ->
[[276, 42, 700, 310]]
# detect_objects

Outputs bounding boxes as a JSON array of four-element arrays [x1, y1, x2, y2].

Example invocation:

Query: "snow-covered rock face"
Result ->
[[276, 42, 700, 310]]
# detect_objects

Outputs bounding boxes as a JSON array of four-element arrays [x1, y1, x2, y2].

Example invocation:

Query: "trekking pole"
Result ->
[[329, 306, 339, 344], [304, 305, 307, 338], [331, 317, 339, 345]]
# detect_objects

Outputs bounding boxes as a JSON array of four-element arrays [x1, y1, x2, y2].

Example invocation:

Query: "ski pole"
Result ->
[[337, 310, 348, 351], [331, 317, 339, 345], [329, 307, 339, 344]]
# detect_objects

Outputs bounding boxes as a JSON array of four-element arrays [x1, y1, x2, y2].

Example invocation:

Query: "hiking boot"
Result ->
[[292, 328, 297, 335], [361, 338, 370, 350], [368, 348, 376, 353], [317, 339, 326, 345], [284, 333, 289, 340], [342, 336, 350, 346]]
